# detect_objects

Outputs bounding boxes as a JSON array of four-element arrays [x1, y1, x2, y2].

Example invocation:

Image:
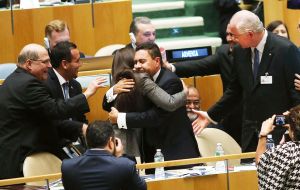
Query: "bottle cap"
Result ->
[[156, 149, 161, 151], [217, 143, 222, 146], [267, 134, 272, 138]]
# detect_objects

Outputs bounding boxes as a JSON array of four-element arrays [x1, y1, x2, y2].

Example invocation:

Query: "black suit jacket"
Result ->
[[44, 68, 88, 142], [175, 44, 233, 92], [208, 32, 300, 151], [174, 44, 242, 145], [126, 68, 200, 163], [0, 67, 90, 179], [62, 149, 146, 190]]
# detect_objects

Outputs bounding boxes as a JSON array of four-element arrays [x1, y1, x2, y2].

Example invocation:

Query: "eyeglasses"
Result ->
[[30, 59, 51, 65], [226, 32, 246, 39]]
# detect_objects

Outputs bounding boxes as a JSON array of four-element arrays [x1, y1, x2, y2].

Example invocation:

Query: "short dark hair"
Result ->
[[86, 120, 115, 149], [50, 41, 77, 68], [266, 20, 290, 39], [135, 42, 163, 65], [129, 17, 152, 35]]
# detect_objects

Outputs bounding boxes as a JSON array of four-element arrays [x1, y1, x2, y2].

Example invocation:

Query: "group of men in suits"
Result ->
[[0, 43, 106, 179]]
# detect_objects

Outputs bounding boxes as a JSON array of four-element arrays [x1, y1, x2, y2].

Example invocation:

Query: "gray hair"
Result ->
[[234, 10, 264, 33], [17, 44, 44, 65], [129, 16, 152, 34]]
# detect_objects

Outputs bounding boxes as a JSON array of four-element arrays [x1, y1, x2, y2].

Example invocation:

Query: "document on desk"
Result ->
[[165, 166, 216, 178]]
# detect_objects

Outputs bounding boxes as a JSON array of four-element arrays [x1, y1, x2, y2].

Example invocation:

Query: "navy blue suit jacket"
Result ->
[[62, 149, 146, 190]]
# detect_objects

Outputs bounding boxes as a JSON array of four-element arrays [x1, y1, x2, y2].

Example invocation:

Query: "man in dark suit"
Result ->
[[192, 10, 300, 153], [0, 44, 106, 179], [62, 120, 146, 190], [165, 28, 242, 145], [109, 43, 200, 165], [45, 41, 88, 156]]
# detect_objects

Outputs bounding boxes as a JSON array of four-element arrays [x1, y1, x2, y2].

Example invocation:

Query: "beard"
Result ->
[[187, 112, 198, 122]]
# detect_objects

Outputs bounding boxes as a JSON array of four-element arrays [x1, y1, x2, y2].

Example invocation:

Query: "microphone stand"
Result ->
[[10, 0, 14, 34], [91, 0, 94, 28]]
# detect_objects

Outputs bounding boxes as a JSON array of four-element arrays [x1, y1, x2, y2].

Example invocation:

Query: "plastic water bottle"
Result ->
[[154, 149, 165, 179], [215, 143, 226, 172], [266, 134, 275, 151]]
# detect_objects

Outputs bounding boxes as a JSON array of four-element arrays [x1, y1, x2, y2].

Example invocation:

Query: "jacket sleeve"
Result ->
[[24, 79, 90, 120], [126, 77, 182, 128], [136, 73, 186, 112]]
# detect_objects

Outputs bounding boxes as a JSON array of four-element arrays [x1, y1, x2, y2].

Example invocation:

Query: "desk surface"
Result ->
[[0, 170, 258, 190]]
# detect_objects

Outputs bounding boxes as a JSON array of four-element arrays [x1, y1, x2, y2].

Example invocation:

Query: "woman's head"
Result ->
[[266, 20, 289, 39], [287, 105, 300, 141], [112, 47, 135, 83]]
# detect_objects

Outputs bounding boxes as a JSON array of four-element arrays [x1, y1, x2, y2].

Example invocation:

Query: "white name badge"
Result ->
[[260, 75, 272, 84]]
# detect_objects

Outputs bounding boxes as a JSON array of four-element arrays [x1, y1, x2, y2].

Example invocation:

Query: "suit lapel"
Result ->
[[48, 68, 64, 99], [253, 33, 274, 89]]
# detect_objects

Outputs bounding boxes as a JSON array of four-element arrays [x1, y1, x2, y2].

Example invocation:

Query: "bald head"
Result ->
[[18, 43, 51, 81], [230, 10, 264, 34], [18, 44, 48, 65]]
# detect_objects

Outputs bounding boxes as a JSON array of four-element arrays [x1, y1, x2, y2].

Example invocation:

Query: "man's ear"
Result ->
[[25, 59, 33, 71], [61, 60, 69, 69], [155, 57, 161, 66]]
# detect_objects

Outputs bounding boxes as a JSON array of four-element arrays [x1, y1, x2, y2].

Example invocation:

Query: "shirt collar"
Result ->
[[152, 68, 161, 82], [53, 68, 68, 86], [252, 29, 268, 53]]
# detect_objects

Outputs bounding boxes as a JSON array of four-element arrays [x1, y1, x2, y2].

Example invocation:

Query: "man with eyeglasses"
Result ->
[[0, 43, 106, 179], [191, 10, 300, 154], [186, 86, 201, 122]]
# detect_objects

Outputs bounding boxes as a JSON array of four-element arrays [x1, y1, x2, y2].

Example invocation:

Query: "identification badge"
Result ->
[[260, 73, 272, 84]]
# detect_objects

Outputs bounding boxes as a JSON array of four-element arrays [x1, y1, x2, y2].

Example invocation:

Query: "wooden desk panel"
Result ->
[[0, 0, 132, 63], [147, 170, 258, 190]]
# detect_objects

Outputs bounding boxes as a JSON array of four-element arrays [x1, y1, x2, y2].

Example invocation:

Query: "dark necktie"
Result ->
[[62, 82, 70, 100], [253, 48, 259, 79]]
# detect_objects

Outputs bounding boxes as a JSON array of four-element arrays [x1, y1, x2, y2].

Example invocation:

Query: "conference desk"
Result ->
[[0, 0, 132, 63], [147, 170, 258, 190], [0, 169, 258, 190]]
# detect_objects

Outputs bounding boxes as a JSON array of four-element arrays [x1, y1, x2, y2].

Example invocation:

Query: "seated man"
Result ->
[[62, 120, 147, 190], [186, 85, 201, 122]]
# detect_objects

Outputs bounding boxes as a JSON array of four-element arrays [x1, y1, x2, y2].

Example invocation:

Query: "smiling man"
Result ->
[[191, 10, 300, 154], [0, 43, 105, 179], [45, 41, 89, 158]]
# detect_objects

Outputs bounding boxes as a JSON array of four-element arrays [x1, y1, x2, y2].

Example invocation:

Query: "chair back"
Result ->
[[94, 44, 125, 56], [23, 152, 62, 186], [0, 63, 17, 79], [195, 128, 241, 166]]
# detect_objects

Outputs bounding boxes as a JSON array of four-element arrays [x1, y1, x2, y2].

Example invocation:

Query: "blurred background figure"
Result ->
[[266, 20, 289, 39]]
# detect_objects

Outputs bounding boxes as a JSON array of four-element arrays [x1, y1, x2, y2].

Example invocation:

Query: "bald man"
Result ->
[[192, 10, 300, 153], [0, 44, 105, 179]]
